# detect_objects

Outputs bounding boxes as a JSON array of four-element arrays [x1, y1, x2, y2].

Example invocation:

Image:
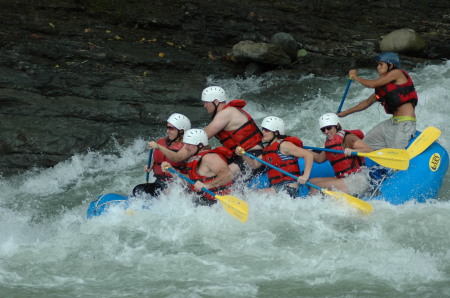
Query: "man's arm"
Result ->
[[344, 134, 373, 154], [234, 146, 262, 169], [311, 150, 327, 164], [148, 141, 190, 162], [280, 142, 313, 182], [338, 93, 377, 117], [350, 69, 405, 88], [200, 153, 233, 189], [204, 110, 230, 139]]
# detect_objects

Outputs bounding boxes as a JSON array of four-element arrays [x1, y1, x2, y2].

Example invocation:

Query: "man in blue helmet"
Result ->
[[337, 52, 418, 150]]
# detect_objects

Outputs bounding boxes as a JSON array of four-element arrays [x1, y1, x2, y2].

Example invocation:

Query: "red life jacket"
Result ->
[[375, 70, 418, 114], [186, 147, 233, 200], [262, 136, 303, 186], [325, 130, 365, 178], [215, 100, 263, 152], [153, 137, 187, 181]]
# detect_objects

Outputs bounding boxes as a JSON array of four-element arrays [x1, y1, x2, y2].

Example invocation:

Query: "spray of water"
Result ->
[[1, 61, 449, 296]]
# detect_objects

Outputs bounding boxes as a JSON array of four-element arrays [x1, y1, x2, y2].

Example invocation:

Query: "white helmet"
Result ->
[[183, 129, 208, 146], [201, 86, 227, 102], [261, 116, 285, 135], [319, 113, 340, 128], [167, 113, 191, 131]]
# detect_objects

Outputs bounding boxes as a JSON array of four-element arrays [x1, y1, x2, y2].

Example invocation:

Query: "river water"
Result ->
[[1, 61, 449, 297]]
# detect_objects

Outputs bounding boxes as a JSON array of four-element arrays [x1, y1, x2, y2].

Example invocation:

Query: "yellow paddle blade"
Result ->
[[358, 148, 409, 170], [215, 195, 249, 223], [407, 127, 441, 159], [322, 189, 373, 214], [125, 209, 136, 216]]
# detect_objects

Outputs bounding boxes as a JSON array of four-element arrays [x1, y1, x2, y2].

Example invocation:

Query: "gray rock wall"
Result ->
[[0, 0, 449, 176]]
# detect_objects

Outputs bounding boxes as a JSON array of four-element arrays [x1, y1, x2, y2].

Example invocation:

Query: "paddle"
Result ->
[[303, 146, 409, 170], [166, 167, 249, 223], [336, 77, 352, 113], [145, 149, 154, 183], [406, 126, 441, 159], [242, 151, 373, 214]]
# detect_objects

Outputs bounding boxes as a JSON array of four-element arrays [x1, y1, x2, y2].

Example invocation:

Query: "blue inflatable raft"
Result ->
[[249, 130, 449, 204], [87, 130, 448, 218]]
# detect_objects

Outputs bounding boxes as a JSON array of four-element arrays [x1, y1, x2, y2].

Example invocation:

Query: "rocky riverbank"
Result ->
[[1, 0, 449, 177]]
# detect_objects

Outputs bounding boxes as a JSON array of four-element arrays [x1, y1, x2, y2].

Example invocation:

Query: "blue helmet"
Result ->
[[375, 52, 400, 68]]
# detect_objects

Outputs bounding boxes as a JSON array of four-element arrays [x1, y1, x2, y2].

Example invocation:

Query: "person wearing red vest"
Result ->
[[148, 86, 263, 180], [133, 113, 191, 197], [162, 129, 234, 206], [201, 86, 264, 179], [236, 116, 313, 198], [309, 113, 372, 195], [337, 52, 418, 150]]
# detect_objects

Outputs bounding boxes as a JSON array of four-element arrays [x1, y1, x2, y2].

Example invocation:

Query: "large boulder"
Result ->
[[380, 29, 426, 53], [230, 41, 291, 66], [270, 32, 300, 61]]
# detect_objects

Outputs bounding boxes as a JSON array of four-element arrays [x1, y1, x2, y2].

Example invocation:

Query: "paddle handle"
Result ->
[[146, 149, 153, 183], [303, 145, 357, 156], [167, 167, 216, 198], [337, 78, 352, 113], [243, 152, 320, 191]]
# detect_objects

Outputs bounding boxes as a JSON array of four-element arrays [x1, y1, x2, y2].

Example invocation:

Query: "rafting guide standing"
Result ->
[[338, 52, 418, 150]]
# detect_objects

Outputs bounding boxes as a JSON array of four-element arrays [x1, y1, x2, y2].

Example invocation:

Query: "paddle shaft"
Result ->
[[146, 149, 153, 183], [336, 78, 352, 113], [244, 152, 373, 213], [243, 152, 321, 190], [167, 167, 216, 197], [303, 145, 409, 170], [304, 145, 359, 156]]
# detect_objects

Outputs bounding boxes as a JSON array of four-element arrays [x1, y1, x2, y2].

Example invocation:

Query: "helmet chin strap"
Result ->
[[264, 131, 278, 145], [211, 102, 220, 119], [387, 63, 395, 72], [166, 136, 174, 146], [195, 144, 204, 155]]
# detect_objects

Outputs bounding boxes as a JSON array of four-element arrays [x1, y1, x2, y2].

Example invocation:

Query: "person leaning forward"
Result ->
[[162, 129, 234, 206], [150, 86, 264, 179], [309, 113, 372, 196], [201, 86, 264, 178], [133, 113, 191, 197], [235, 116, 313, 198]]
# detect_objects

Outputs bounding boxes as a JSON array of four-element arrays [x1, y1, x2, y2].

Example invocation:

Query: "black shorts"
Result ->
[[132, 178, 167, 197], [194, 195, 218, 207]]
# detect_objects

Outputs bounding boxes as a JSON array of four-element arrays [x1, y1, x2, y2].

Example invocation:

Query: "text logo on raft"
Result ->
[[429, 153, 441, 172]]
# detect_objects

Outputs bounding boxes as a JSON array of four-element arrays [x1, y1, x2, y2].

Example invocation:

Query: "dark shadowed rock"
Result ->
[[271, 32, 300, 61], [230, 40, 291, 66]]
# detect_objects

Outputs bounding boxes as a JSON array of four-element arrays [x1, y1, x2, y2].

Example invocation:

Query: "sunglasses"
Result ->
[[320, 125, 335, 132], [166, 126, 177, 130]]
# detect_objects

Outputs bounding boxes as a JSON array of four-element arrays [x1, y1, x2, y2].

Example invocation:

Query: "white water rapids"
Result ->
[[1, 60, 449, 297]]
